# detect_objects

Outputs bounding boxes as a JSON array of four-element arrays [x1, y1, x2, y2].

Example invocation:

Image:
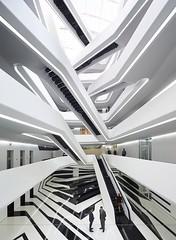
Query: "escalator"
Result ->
[[97, 156, 146, 240]]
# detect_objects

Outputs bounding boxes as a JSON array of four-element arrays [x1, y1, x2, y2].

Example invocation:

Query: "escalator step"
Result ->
[[49, 71, 56, 77], [45, 67, 51, 72]]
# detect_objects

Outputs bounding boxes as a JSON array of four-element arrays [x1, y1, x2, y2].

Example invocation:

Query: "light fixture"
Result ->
[[117, 140, 139, 146], [150, 79, 176, 102], [152, 132, 176, 140], [113, 117, 176, 141], [22, 133, 53, 143], [0, 140, 37, 146]]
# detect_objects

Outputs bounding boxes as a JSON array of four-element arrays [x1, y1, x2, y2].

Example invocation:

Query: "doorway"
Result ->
[[29, 150, 33, 164], [7, 150, 14, 169], [20, 150, 25, 166]]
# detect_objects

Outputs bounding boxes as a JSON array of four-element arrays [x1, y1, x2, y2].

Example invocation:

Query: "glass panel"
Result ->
[[139, 138, 152, 160]]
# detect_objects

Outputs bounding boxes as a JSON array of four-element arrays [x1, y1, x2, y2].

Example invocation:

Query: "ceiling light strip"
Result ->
[[117, 140, 139, 146], [152, 132, 176, 140], [112, 117, 176, 141], [0, 140, 37, 146], [22, 133, 52, 143]]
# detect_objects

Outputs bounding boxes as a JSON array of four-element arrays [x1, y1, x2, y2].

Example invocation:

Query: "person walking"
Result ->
[[89, 209, 94, 232], [99, 206, 106, 232]]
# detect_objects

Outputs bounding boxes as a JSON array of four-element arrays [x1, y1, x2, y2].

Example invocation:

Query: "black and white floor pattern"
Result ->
[[0, 165, 162, 240], [0, 165, 114, 240]]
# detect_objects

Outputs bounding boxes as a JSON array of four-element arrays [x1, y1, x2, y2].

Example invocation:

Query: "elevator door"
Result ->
[[7, 150, 14, 169], [139, 138, 152, 160], [29, 150, 33, 164], [20, 150, 25, 166]]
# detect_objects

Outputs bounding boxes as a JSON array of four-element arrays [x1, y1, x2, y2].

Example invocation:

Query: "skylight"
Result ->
[[39, 0, 84, 61], [71, 0, 125, 37], [37, 0, 124, 63]]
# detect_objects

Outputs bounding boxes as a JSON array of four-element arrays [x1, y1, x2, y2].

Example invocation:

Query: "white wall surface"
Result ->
[[75, 134, 100, 144], [117, 142, 139, 158], [0, 143, 52, 171], [0, 207, 6, 223], [117, 134, 176, 163], [52, 150, 63, 158], [152, 134, 176, 164]]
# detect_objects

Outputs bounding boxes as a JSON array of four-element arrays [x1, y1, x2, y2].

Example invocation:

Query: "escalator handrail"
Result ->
[[101, 155, 131, 221]]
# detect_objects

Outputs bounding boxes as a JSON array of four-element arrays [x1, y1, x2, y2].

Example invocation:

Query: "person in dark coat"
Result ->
[[99, 206, 106, 232], [113, 149, 117, 155], [116, 193, 123, 213], [122, 148, 126, 156], [89, 209, 94, 232], [107, 149, 111, 154]]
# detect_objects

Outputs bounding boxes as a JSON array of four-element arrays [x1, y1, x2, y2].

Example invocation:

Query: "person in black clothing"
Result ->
[[89, 209, 94, 232], [113, 149, 117, 155], [116, 193, 123, 213], [107, 149, 111, 154], [99, 206, 106, 232], [122, 148, 126, 156]]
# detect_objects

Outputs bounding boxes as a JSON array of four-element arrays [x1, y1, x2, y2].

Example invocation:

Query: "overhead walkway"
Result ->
[[96, 155, 146, 240], [73, 0, 153, 72]]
